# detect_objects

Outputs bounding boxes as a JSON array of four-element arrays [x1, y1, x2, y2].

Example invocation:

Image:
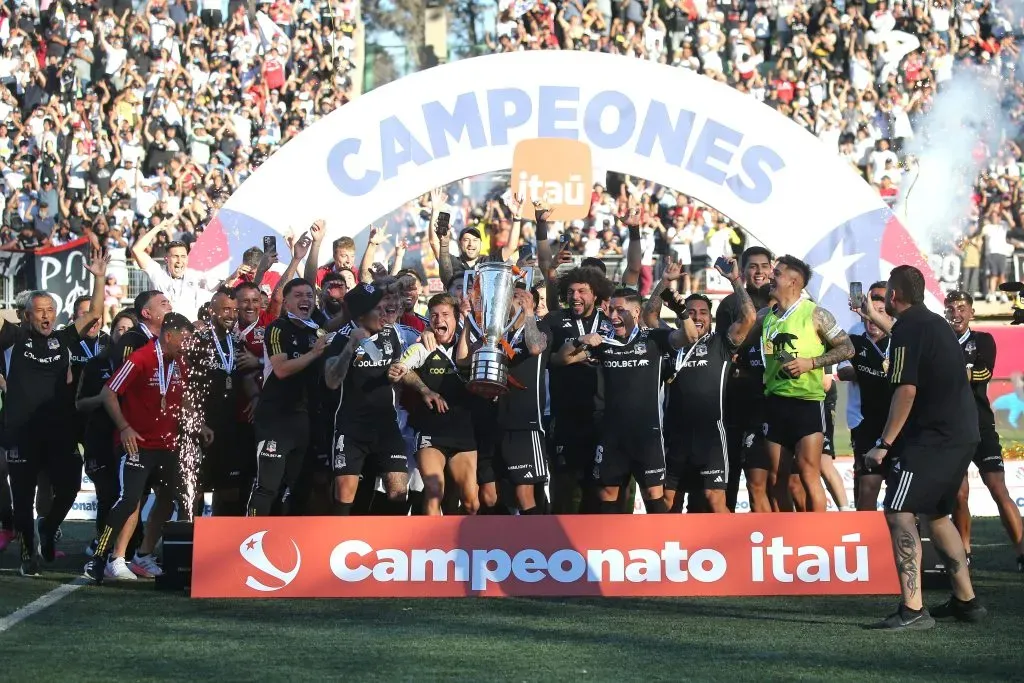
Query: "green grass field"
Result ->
[[2, 520, 1022, 682]]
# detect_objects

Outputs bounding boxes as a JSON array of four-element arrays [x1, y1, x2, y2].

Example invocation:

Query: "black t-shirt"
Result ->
[[846, 333, 892, 441], [112, 326, 155, 368], [497, 319, 552, 431], [69, 330, 110, 438], [717, 285, 770, 420], [590, 327, 676, 431], [0, 322, 81, 438], [888, 305, 980, 447], [183, 326, 241, 428], [665, 331, 735, 432], [405, 343, 476, 439], [331, 324, 403, 438], [77, 351, 117, 459], [543, 308, 615, 424], [257, 318, 321, 416], [959, 329, 997, 430]]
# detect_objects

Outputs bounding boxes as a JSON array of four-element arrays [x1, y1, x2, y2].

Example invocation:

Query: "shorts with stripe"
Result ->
[[883, 442, 975, 516], [497, 430, 549, 484], [414, 431, 477, 460], [665, 424, 729, 492], [764, 395, 825, 453], [593, 426, 666, 489]]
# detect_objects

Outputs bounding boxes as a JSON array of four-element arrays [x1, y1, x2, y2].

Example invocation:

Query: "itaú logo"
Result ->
[[240, 531, 302, 592]]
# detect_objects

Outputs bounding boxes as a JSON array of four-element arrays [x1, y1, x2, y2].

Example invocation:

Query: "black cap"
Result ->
[[344, 283, 384, 320], [459, 227, 482, 241]]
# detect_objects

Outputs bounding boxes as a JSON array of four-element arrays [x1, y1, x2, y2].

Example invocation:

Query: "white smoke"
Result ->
[[897, 67, 1010, 251]]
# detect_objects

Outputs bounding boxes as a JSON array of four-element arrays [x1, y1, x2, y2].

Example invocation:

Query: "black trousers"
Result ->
[[8, 428, 81, 558], [247, 413, 310, 517], [0, 449, 13, 530], [85, 450, 119, 536], [95, 449, 184, 558]]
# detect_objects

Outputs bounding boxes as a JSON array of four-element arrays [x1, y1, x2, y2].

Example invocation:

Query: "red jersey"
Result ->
[[239, 309, 277, 358], [316, 263, 359, 287], [400, 312, 427, 333], [107, 342, 186, 451]]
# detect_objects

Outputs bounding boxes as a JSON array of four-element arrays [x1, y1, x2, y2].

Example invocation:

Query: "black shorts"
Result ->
[[475, 403, 499, 486], [333, 426, 408, 477], [593, 427, 666, 489], [255, 412, 310, 468], [665, 426, 728, 492], [550, 418, 599, 475], [851, 424, 888, 477], [415, 431, 476, 459], [123, 448, 177, 495], [883, 442, 975, 515], [764, 395, 825, 452], [822, 400, 836, 458], [497, 430, 549, 485], [199, 420, 247, 491], [742, 424, 771, 471], [973, 429, 1003, 474]]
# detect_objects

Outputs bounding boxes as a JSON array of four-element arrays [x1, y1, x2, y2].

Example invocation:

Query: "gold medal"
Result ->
[[763, 340, 773, 356], [316, 328, 326, 338], [225, 376, 233, 391], [160, 396, 167, 411], [882, 358, 889, 374]]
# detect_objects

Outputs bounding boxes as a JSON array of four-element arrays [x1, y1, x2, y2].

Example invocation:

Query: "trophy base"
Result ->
[[467, 378, 508, 399], [469, 348, 508, 398]]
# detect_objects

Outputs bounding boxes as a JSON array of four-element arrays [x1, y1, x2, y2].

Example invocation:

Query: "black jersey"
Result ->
[[111, 326, 156, 367], [845, 333, 892, 438], [589, 326, 675, 431], [497, 319, 552, 431], [69, 331, 110, 440], [77, 351, 117, 458], [400, 342, 476, 438], [331, 324, 403, 439], [665, 331, 735, 433], [959, 329, 997, 430], [257, 317, 322, 417], [0, 322, 80, 439], [543, 308, 615, 423], [183, 326, 241, 427]]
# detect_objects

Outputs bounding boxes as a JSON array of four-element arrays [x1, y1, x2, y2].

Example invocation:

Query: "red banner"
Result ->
[[192, 514, 899, 599]]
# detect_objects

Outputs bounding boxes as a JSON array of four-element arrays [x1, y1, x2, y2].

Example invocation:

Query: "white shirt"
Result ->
[[142, 260, 213, 322]]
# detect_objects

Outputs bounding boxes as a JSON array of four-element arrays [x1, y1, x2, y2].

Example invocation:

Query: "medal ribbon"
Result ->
[[212, 329, 235, 374], [154, 340, 176, 404]]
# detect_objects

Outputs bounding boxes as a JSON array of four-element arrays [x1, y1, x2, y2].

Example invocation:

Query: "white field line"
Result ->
[[0, 578, 88, 634]]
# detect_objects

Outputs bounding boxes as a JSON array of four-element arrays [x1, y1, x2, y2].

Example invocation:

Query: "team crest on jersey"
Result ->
[[965, 340, 976, 355], [47, 338, 60, 350], [633, 342, 646, 355], [383, 341, 393, 355], [253, 328, 265, 342], [264, 441, 277, 454], [694, 344, 708, 357]]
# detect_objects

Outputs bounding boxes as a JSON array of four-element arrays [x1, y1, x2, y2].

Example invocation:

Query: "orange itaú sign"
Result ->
[[191, 514, 898, 598]]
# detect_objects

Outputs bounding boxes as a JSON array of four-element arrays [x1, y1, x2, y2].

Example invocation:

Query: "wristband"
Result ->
[[874, 438, 893, 450], [535, 219, 548, 241], [627, 225, 641, 241]]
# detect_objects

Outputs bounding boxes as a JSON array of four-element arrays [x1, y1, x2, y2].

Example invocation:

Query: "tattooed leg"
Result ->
[[886, 512, 923, 609], [928, 514, 976, 602]]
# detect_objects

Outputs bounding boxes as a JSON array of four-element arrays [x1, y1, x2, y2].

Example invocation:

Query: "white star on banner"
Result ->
[[813, 241, 864, 301]]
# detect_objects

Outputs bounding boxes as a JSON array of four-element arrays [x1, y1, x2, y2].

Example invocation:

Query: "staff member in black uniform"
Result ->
[[944, 291, 1024, 571], [325, 283, 407, 516], [714, 246, 773, 511], [837, 283, 894, 511], [496, 286, 552, 515], [0, 252, 107, 576], [247, 278, 327, 517], [545, 267, 615, 513], [864, 266, 985, 630], [389, 293, 479, 516], [574, 289, 691, 513], [662, 258, 756, 513]]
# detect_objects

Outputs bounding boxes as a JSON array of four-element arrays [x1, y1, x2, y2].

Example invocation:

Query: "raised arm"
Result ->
[[132, 209, 180, 270], [721, 259, 756, 347], [621, 209, 643, 287], [303, 219, 326, 284], [74, 252, 110, 336], [642, 260, 682, 328], [359, 225, 387, 284], [324, 329, 367, 390]]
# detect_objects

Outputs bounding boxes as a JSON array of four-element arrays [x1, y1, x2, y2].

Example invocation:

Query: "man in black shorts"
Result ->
[[325, 283, 408, 516], [864, 266, 985, 630], [389, 293, 479, 515], [545, 267, 615, 513], [837, 282, 894, 511], [714, 246, 773, 511], [0, 253, 107, 577], [944, 290, 1024, 571], [574, 289, 690, 513], [247, 278, 328, 516], [495, 287, 552, 514], [660, 259, 756, 513]]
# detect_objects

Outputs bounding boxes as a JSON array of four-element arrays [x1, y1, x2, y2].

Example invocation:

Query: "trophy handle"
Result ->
[[463, 269, 484, 336]]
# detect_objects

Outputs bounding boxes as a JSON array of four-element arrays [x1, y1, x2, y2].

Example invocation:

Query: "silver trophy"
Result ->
[[463, 262, 533, 398]]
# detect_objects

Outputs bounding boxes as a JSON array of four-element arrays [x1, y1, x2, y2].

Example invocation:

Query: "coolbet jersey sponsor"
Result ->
[[589, 327, 675, 430], [400, 342, 476, 439], [107, 342, 186, 451], [0, 322, 80, 439], [665, 332, 735, 431], [258, 317, 321, 416], [543, 308, 615, 422], [761, 299, 825, 401], [497, 319, 552, 431], [958, 329, 997, 430], [888, 305, 980, 446], [842, 333, 892, 437], [330, 324, 404, 439]]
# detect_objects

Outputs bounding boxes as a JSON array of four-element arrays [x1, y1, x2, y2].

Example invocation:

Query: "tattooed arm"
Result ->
[[324, 330, 366, 390], [400, 368, 449, 412], [810, 305, 855, 369], [726, 274, 757, 348]]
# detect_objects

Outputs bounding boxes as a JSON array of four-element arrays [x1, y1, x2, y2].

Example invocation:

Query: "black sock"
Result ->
[[598, 501, 620, 514], [480, 504, 511, 516], [332, 501, 353, 517], [644, 497, 669, 514], [902, 604, 922, 614], [407, 490, 424, 515], [519, 506, 540, 515]]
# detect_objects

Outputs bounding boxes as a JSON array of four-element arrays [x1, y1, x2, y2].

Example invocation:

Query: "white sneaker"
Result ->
[[104, 557, 137, 581], [131, 553, 163, 578]]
